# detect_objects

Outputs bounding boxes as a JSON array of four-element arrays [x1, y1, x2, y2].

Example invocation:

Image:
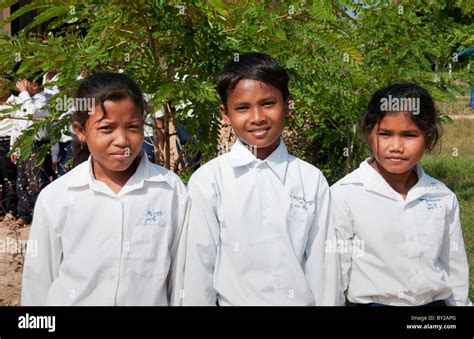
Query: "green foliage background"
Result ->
[[0, 0, 472, 183]]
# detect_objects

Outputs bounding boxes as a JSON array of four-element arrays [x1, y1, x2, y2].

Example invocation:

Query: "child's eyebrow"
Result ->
[[258, 96, 277, 102], [97, 117, 142, 123], [97, 119, 113, 123], [376, 128, 420, 133], [232, 101, 250, 106], [232, 95, 278, 107]]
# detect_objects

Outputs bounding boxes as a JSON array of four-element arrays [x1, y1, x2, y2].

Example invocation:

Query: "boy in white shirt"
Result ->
[[0, 78, 18, 219], [11, 74, 55, 226], [182, 52, 341, 306]]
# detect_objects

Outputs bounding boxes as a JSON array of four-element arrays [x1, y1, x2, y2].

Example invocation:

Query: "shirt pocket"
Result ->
[[416, 211, 446, 257], [127, 208, 170, 278], [287, 202, 313, 257]]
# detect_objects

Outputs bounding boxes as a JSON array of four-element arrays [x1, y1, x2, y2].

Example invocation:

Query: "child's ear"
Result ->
[[30, 82, 40, 93], [72, 122, 87, 142], [220, 104, 231, 125]]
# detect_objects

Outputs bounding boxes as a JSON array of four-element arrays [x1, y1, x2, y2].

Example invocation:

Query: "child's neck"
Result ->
[[370, 160, 418, 199], [29, 88, 43, 96], [240, 138, 280, 160], [92, 159, 138, 194]]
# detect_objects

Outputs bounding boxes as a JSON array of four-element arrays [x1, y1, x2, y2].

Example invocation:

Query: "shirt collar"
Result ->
[[404, 163, 438, 204], [227, 138, 290, 183], [344, 158, 436, 202], [67, 150, 169, 195]]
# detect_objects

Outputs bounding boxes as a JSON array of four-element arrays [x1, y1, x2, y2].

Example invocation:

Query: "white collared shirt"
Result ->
[[21, 152, 188, 306], [182, 139, 341, 306], [331, 159, 471, 306]]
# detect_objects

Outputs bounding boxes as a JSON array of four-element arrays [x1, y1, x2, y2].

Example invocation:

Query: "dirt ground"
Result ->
[[0, 218, 31, 306]]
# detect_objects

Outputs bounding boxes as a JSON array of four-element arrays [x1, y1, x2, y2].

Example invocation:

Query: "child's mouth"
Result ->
[[111, 154, 129, 159], [386, 157, 407, 163], [111, 149, 131, 159], [248, 127, 270, 138]]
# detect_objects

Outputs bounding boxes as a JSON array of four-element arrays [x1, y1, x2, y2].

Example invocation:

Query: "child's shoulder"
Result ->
[[331, 167, 363, 192], [187, 155, 223, 188], [147, 161, 187, 194], [36, 161, 89, 201], [419, 170, 455, 197], [289, 154, 326, 178]]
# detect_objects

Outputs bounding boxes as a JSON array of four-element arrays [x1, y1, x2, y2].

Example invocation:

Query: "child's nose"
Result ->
[[250, 107, 266, 124], [114, 131, 129, 146], [389, 136, 404, 152]]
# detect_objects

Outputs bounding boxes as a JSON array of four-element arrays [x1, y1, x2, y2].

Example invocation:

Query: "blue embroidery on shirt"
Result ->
[[145, 209, 163, 225], [290, 196, 314, 211], [419, 198, 442, 210]]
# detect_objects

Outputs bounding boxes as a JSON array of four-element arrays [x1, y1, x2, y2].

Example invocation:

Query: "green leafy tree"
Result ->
[[0, 0, 471, 183]]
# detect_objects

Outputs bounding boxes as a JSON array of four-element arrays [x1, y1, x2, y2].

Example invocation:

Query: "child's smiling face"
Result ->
[[370, 112, 426, 175], [220, 79, 290, 160], [74, 98, 144, 182]]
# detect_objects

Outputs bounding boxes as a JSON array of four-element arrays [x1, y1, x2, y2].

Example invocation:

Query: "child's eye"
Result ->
[[129, 125, 141, 129], [235, 106, 248, 111], [98, 126, 112, 131], [376, 131, 390, 136], [262, 101, 275, 107]]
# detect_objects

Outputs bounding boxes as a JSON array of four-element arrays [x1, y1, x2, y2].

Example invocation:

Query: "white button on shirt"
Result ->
[[182, 139, 341, 306], [21, 152, 188, 306], [331, 159, 472, 306]]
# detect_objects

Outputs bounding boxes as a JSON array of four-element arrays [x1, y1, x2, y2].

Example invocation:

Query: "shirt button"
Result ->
[[109, 274, 115, 281]]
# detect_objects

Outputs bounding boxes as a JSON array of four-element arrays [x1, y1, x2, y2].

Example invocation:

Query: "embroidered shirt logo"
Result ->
[[419, 198, 442, 210], [144, 208, 165, 225], [290, 196, 314, 211]]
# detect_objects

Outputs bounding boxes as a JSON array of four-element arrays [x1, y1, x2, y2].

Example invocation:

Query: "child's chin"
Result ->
[[241, 135, 280, 148], [381, 164, 413, 174], [109, 161, 135, 172]]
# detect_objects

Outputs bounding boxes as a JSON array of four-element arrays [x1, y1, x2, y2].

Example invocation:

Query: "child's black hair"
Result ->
[[72, 72, 146, 165], [361, 83, 440, 152], [217, 52, 290, 107], [27, 71, 44, 86]]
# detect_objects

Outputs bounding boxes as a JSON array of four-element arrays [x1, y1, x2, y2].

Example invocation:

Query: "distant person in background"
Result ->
[[10, 73, 55, 226], [142, 94, 166, 163], [175, 101, 201, 172], [43, 72, 73, 176], [0, 78, 18, 221]]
